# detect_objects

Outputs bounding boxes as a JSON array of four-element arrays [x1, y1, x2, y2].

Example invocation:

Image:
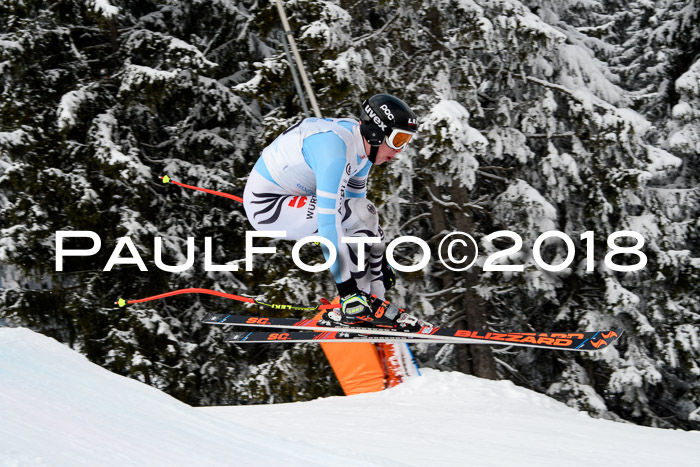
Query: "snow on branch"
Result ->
[[524, 75, 615, 112]]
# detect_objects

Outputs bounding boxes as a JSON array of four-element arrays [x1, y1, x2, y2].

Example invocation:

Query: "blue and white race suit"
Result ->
[[243, 117, 388, 298]]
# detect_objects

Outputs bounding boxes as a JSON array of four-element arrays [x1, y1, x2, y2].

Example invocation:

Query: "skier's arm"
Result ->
[[345, 163, 370, 199], [302, 133, 353, 286]]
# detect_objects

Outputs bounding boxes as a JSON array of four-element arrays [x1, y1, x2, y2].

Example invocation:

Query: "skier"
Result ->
[[243, 94, 428, 331]]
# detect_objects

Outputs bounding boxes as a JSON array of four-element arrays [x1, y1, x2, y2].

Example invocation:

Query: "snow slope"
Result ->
[[207, 372, 700, 466], [0, 328, 366, 467], [1, 328, 698, 467]]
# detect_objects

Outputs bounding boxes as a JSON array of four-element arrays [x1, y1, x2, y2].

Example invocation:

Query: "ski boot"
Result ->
[[324, 294, 431, 333], [368, 296, 433, 332]]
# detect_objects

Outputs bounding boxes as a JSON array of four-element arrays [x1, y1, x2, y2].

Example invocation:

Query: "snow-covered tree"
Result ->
[[0, 0, 341, 404], [1, 0, 697, 428], [282, 0, 699, 428]]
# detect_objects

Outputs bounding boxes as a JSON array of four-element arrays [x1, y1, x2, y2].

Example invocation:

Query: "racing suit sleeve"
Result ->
[[345, 163, 370, 199], [302, 132, 353, 285]]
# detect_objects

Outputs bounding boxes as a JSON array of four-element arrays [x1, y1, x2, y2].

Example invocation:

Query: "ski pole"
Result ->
[[160, 175, 243, 203], [147, 180, 338, 311], [116, 287, 340, 311]]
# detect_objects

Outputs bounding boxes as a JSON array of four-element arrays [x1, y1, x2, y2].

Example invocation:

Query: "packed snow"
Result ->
[[1, 327, 698, 467]]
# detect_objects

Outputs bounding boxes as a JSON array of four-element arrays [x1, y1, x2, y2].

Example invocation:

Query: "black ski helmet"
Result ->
[[360, 94, 418, 150]]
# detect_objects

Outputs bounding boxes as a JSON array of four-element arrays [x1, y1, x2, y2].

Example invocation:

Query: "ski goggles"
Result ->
[[385, 128, 415, 150]]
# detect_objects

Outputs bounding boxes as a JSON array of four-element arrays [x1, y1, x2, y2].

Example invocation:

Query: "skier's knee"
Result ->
[[343, 198, 379, 234]]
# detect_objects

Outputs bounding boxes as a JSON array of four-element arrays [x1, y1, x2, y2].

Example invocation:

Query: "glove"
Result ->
[[381, 254, 396, 291], [340, 291, 371, 317], [337, 279, 371, 318]]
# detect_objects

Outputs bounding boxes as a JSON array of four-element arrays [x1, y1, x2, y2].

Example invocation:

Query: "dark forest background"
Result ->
[[1, 0, 698, 429]]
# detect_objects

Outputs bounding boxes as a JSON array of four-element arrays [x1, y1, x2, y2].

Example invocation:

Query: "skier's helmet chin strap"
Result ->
[[368, 144, 380, 164], [360, 122, 384, 164]]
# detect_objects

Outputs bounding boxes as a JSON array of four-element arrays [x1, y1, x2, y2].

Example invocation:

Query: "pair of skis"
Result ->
[[117, 288, 623, 351], [203, 312, 624, 351]]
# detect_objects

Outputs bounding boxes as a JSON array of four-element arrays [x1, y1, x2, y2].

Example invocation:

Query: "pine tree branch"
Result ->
[[420, 287, 466, 298], [424, 185, 460, 210], [353, 13, 399, 45], [398, 212, 432, 232], [523, 132, 575, 138], [476, 169, 508, 182], [523, 75, 615, 112]]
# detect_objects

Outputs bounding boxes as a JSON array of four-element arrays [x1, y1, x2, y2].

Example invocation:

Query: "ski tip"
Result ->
[[161, 175, 171, 184], [579, 328, 625, 351], [117, 298, 126, 307], [607, 328, 625, 341]]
